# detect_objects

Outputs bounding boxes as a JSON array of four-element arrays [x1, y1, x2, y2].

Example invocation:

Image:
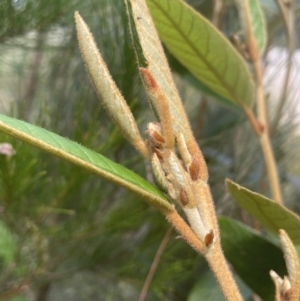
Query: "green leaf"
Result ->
[[0, 114, 172, 213], [124, 0, 148, 67], [187, 270, 225, 301], [146, 0, 255, 107], [167, 52, 239, 109], [0, 220, 16, 266], [248, 0, 267, 54], [226, 179, 300, 244], [219, 216, 287, 301], [187, 267, 252, 301], [236, 0, 267, 54]]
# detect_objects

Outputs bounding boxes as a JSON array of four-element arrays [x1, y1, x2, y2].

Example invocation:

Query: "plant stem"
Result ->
[[166, 210, 243, 301], [138, 227, 173, 301], [242, 0, 283, 204], [252, 56, 283, 204], [165, 209, 206, 254], [195, 96, 207, 140], [205, 244, 244, 301]]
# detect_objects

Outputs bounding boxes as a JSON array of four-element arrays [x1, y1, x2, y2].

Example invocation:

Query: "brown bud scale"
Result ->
[[205, 230, 214, 247], [179, 189, 189, 206], [148, 129, 165, 147], [282, 288, 292, 301], [189, 155, 200, 181], [152, 147, 163, 160]]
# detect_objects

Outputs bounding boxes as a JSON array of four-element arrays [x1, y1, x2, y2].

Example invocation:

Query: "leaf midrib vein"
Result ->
[[150, 0, 249, 105]]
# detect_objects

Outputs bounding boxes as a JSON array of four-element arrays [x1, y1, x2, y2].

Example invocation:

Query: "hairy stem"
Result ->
[[165, 210, 206, 254], [166, 210, 243, 301], [254, 58, 283, 204], [205, 244, 244, 301]]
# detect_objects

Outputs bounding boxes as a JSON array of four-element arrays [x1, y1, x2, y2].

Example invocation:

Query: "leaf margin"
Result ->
[[226, 178, 300, 245], [0, 114, 172, 213]]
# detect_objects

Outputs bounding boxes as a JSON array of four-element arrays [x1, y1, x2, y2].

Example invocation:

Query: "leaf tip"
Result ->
[[74, 11, 82, 26]]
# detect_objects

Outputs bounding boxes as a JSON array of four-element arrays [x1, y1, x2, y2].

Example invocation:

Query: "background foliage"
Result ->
[[0, 0, 300, 300]]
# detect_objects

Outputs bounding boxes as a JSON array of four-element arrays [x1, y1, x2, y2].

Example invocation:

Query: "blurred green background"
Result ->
[[0, 0, 300, 300]]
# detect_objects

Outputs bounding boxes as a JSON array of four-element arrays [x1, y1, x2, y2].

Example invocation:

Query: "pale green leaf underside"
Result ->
[[227, 179, 300, 244], [147, 0, 255, 107], [249, 0, 267, 54], [0, 114, 172, 212], [128, 0, 194, 140]]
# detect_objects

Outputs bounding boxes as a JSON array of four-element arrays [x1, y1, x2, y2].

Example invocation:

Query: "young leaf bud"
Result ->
[[146, 122, 164, 148], [204, 229, 214, 247], [183, 207, 208, 242], [140, 68, 174, 149], [176, 132, 192, 167], [179, 189, 189, 206], [282, 276, 292, 300], [75, 12, 149, 158], [151, 153, 168, 192], [189, 155, 200, 181]]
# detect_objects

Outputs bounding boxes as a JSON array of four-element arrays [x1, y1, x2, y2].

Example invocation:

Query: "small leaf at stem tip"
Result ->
[[74, 12, 149, 158], [127, 0, 194, 142], [140, 68, 174, 149], [146, 122, 165, 148]]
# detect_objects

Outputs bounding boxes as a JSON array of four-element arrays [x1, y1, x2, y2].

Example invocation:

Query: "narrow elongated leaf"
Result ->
[[0, 114, 172, 213], [125, 0, 194, 141], [226, 179, 300, 244], [75, 12, 148, 158], [146, 0, 255, 107], [219, 216, 287, 301]]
